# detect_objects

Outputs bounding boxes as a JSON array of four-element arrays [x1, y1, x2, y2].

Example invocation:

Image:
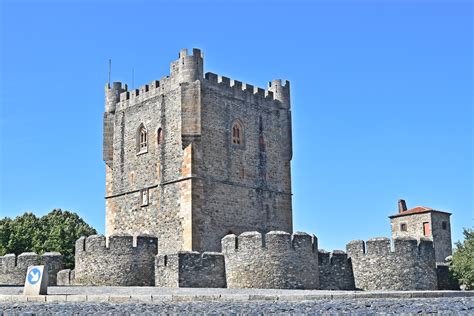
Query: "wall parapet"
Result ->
[[204, 72, 290, 109], [346, 237, 437, 291], [155, 251, 226, 288], [74, 234, 158, 286], [222, 231, 318, 289], [318, 250, 355, 290], [0, 252, 63, 285]]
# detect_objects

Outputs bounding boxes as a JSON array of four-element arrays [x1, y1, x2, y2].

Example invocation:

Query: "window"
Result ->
[[423, 222, 431, 237], [137, 124, 148, 153], [232, 121, 243, 145], [157, 128, 163, 145], [442, 221, 447, 230], [140, 188, 149, 206], [400, 223, 407, 232]]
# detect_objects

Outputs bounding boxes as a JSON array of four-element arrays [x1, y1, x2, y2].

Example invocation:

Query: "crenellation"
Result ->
[[318, 249, 355, 290], [393, 237, 418, 254], [74, 234, 158, 286], [0, 252, 63, 286], [346, 240, 365, 256], [84, 235, 107, 252], [347, 238, 437, 290], [291, 232, 315, 251], [366, 237, 391, 255], [230, 79, 242, 89], [218, 75, 231, 86], [222, 231, 319, 289], [265, 231, 291, 251]]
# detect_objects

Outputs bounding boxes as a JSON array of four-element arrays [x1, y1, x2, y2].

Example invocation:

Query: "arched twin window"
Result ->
[[232, 121, 244, 145], [137, 124, 148, 153]]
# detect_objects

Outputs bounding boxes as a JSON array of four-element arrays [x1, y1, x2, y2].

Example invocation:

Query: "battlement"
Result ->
[[74, 234, 158, 286], [318, 250, 348, 266], [204, 72, 291, 107], [346, 237, 437, 291], [75, 234, 158, 253], [108, 49, 290, 111], [222, 231, 317, 253], [0, 252, 63, 285], [318, 249, 355, 290], [155, 251, 226, 288], [222, 231, 319, 289], [346, 237, 433, 257]]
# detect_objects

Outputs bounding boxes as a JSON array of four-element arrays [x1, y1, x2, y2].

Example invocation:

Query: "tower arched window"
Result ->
[[157, 128, 163, 145], [137, 124, 148, 153], [232, 121, 244, 146]]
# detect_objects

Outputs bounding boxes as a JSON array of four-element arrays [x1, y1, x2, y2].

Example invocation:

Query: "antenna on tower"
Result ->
[[132, 68, 134, 90], [108, 59, 111, 86]]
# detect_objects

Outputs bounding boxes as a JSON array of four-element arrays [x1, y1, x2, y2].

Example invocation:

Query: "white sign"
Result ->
[[24, 265, 48, 295]]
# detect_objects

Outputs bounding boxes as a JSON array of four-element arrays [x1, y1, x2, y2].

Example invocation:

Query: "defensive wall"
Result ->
[[346, 237, 438, 291], [155, 251, 226, 288], [318, 250, 355, 290], [222, 231, 319, 289], [74, 234, 158, 286], [0, 252, 63, 286]]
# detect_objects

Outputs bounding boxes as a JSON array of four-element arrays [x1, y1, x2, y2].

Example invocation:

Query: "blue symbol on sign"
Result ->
[[28, 267, 41, 285]]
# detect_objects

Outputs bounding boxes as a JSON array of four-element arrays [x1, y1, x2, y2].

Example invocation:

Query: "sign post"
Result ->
[[24, 265, 48, 295]]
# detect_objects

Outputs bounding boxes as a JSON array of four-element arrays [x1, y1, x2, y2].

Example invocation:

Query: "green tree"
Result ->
[[0, 209, 97, 269], [451, 227, 474, 290]]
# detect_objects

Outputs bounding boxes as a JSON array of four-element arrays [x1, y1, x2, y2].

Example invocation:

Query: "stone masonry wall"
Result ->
[[196, 75, 293, 251], [155, 251, 226, 288], [0, 252, 63, 285], [318, 250, 355, 290], [346, 237, 438, 291], [222, 231, 319, 289], [74, 235, 158, 286]]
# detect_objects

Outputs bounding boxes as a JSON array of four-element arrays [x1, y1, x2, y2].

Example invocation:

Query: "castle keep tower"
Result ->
[[103, 48, 293, 253], [389, 199, 452, 263]]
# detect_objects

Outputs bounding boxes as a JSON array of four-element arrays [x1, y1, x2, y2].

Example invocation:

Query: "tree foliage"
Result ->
[[0, 209, 97, 269], [451, 227, 474, 290]]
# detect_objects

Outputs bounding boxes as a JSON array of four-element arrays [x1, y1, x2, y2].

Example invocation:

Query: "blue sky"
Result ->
[[0, 0, 472, 251]]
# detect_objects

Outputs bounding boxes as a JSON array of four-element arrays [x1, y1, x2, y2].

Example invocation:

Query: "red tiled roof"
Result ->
[[389, 206, 451, 218]]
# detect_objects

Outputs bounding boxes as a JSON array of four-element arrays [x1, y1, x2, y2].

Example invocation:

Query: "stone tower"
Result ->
[[389, 199, 452, 263], [103, 48, 293, 254]]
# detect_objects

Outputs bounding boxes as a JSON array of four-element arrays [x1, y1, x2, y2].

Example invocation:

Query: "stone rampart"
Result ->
[[318, 250, 355, 290], [155, 251, 225, 288], [346, 237, 437, 291], [0, 252, 63, 285], [74, 234, 158, 286], [222, 231, 319, 289]]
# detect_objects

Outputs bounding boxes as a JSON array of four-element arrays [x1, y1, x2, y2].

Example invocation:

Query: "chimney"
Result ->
[[398, 199, 407, 213]]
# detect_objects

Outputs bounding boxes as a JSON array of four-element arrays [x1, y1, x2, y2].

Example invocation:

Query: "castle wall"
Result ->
[[222, 231, 318, 289], [155, 251, 226, 288], [346, 237, 438, 291], [318, 250, 355, 290], [0, 252, 63, 285], [74, 235, 158, 286]]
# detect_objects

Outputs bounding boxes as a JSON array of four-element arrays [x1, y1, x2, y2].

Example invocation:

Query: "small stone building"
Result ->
[[390, 199, 452, 263]]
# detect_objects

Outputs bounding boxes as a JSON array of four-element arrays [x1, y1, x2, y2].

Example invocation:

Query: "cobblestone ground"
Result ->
[[1, 298, 473, 315]]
